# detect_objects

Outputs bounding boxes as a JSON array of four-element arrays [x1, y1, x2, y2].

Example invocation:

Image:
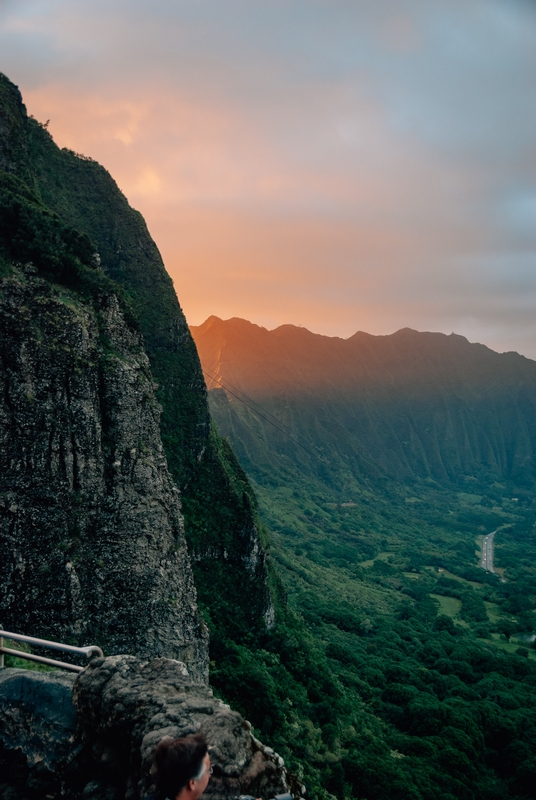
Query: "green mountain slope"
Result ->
[[192, 315, 536, 800], [192, 315, 536, 487]]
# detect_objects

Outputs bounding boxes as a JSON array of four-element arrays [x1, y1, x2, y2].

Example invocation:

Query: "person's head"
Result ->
[[153, 733, 211, 800]]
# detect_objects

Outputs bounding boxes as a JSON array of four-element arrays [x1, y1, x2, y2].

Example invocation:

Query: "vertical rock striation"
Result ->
[[0, 269, 208, 680]]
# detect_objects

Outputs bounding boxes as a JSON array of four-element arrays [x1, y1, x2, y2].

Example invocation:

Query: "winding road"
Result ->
[[480, 530, 496, 572]]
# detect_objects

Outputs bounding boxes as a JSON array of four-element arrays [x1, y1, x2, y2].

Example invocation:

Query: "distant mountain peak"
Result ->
[[191, 314, 536, 486], [191, 314, 535, 398], [195, 318, 483, 349]]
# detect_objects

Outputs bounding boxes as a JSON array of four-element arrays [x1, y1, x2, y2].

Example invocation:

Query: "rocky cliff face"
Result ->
[[0, 658, 291, 800], [0, 70, 274, 665], [0, 71, 274, 648], [0, 268, 207, 680]]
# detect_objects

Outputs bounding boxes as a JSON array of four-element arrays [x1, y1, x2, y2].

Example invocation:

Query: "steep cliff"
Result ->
[[0, 72, 273, 656], [0, 265, 208, 678]]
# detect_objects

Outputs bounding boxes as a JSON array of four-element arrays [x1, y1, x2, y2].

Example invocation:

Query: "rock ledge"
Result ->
[[0, 657, 291, 800]]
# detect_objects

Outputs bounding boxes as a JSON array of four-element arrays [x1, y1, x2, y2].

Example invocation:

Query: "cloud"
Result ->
[[2, 0, 536, 357]]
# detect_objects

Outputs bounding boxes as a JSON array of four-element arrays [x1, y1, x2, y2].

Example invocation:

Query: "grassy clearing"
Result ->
[[273, 544, 399, 617], [456, 618, 471, 628], [484, 601, 501, 622], [457, 493, 482, 506], [1, 638, 54, 671], [439, 568, 483, 588], [430, 594, 462, 617], [423, 566, 483, 587], [481, 634, 536, 661], [359, 551, 394, 568]]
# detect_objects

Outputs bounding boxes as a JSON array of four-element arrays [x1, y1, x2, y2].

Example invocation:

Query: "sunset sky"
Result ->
[[2, 0, 536, 356]]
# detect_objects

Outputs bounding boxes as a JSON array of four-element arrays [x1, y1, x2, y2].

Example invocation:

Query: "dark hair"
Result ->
[[153, 733, 208, 800]]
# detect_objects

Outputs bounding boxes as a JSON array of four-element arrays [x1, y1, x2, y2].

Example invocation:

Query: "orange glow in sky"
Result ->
[[3, 1, 536, 356]]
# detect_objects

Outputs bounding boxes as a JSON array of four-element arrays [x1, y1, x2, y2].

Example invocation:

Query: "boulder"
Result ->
[[0, 657, 291, 800], [73, 656, 289, 800], [0, 669, 77, 799]]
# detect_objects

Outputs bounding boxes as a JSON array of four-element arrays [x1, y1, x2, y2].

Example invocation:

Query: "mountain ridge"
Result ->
[[192, 315, 536, 486], [192, 315, 535, 395]]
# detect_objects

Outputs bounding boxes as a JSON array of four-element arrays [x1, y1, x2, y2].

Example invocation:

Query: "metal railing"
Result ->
[[0, 628, 103, 673]]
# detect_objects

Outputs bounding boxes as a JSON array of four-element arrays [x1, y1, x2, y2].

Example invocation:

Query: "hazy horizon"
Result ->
[[191, 313, 535, 359]]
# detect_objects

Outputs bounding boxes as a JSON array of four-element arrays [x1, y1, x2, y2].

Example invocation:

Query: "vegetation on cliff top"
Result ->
[[0, 170, 136, 324]]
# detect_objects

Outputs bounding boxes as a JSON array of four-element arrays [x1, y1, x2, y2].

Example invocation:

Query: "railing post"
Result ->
[[0, 625, 4, 668]]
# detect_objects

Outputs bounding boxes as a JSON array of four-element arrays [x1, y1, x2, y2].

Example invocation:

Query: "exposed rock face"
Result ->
[[0, 659, 291, 800], [0, 668, 77, 799], [0, 270, 208, 680], [0, 70, 276, 655], [74, 655, 289, 800]]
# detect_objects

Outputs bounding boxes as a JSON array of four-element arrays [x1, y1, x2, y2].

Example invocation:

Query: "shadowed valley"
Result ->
[[192, 315, 536, 800]]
